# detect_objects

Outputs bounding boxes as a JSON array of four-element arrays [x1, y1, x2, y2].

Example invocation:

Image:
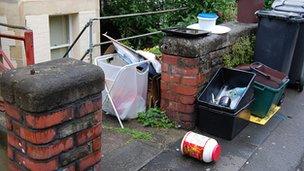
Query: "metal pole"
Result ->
[[63, 22, 91, 58], [92, 7, 187, 20], [89, 20, 93, 64], [0, 22, 29, 30], [95, 31, 162, 46]]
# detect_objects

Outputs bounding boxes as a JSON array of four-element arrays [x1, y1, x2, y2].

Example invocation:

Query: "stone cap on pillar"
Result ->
[[0, 58, 105, 113], [161, 22, 257, 58]]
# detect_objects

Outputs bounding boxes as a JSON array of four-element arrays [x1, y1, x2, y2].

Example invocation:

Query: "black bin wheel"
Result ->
[[277, 93, 285, 106], [297, 83, 303, 93]]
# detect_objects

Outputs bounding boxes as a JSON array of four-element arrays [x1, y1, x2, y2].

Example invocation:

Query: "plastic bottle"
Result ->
[[181, 131, 221, 163]]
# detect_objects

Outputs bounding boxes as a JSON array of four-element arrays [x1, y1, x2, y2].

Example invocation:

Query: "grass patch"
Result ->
[[103, 125, 153, 141], [138, 108, 175, 129]]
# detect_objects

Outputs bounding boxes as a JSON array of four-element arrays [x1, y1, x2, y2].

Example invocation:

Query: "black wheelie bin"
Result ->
[[272, 0, 304, 92], [254, 10, 303, 75]]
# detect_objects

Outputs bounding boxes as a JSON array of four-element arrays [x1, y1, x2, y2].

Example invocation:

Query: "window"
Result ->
[[49, 15, 72, 60]]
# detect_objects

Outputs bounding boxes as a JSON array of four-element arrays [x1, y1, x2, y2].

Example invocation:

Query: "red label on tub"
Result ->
[[183, 141, 204, 160]]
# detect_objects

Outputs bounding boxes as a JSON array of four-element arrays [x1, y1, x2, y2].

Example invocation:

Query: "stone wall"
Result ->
[[160, 22, 257, 129], [0, 58, 105, 171]]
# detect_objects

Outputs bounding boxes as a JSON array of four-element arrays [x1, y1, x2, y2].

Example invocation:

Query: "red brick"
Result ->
[[198, 73, 205, 84], [27, 137, 73, 160], [7, 146, 14, 160], [171, 65, 199, 76], [78, 96, 102, 118], [181, 76, 199, 86], [7, 134, 26, 154], [162, 91, 179, 102], [92, 136, 102, 151], [167, 101, 178, 112], [94, 110, 103, 123], [160, 80, 170, 91], [76, 124, 102, 145], [18, 125, 56, 145], [15, 152, 58, 171], [162, 72, 182, 83], [78, 150, 101, 171], [178, 58, 199, 67], [6, 117, 13, 130], [161, 63, 169, 73], [25, 107, 73, 129], [4, 102, 21, 120], [180, 95, 196, 105], [162, 54, 178, 65], [177, 104, 195, 113], [175, 85, 197, 96], [165, 109, 180, 123], [179, 113, 196, 122], [160, 99, 169, 110]]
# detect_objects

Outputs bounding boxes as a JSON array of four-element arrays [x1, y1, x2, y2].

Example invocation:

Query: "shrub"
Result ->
[[103, 0, 237, 49], [223, 36, 255, 68], [138, 108, 175, 128], [265, 0, 275, 9]]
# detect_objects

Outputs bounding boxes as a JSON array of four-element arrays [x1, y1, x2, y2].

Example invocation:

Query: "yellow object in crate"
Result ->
[[239, 104, 281, 125], [249, 105, 281, 125]]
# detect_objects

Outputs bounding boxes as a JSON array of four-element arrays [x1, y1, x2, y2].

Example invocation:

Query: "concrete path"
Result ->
[[102, 89, 304, 171]]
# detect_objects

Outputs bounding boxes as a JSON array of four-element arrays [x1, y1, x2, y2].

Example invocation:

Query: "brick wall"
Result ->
[[160, 22, 257, 129], [161, 54, 205, 129], [0, 58, 105, 171]]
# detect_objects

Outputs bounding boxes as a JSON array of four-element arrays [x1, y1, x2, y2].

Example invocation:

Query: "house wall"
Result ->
[[0, 0, 100, 67]]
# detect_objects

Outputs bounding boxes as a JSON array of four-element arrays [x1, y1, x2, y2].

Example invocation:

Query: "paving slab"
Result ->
[[140, 135, 257, 171], [241, 90, 304, 171], [101, 141, 162, 171]]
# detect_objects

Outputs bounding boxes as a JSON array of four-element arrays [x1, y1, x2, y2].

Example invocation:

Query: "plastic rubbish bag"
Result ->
[[136, 50, 161, 74]]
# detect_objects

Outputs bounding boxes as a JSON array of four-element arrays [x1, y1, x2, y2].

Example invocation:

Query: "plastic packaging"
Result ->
[[181, 131, 221, 163], [197, 12, 218, 31], [95, 54, 149, 120]]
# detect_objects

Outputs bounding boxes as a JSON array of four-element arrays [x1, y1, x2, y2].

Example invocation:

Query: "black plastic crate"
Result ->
[[197, 68, 256, 113], [197, 100, 253, 140]]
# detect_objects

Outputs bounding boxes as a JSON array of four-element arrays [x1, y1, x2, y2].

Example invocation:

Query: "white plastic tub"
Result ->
[[197, 12, 219, 31]]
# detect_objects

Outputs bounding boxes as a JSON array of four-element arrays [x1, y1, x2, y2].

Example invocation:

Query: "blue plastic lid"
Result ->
[[198, 12, 218, 19]]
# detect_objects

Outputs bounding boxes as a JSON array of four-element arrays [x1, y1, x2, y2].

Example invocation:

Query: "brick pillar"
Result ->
[[160, 54, 206, 129], [0, 58, 105, 171]]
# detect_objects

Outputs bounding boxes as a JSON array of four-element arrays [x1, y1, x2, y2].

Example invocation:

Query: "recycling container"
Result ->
[[197, 99, 253, 140], [254, 10, 304, 75], [272, 0, 304, 92], [237, 0, 264, 23], [238, 62, 289, 118], [197, 68, 256, 113], [197, 68, 255, 140]]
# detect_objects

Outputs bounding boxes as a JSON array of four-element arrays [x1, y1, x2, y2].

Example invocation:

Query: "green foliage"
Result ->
[[265, 0, 275, 9], [138, 108, 175, 128], [223, 36, 255, 68], [202, 0, 237, 23], [104, 125, 153, 141], [104, 0, 237, 49], [145, 46, 162, 58]]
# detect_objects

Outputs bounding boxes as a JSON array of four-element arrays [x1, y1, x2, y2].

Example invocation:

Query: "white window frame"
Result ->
[[50, 15, 73, 58]]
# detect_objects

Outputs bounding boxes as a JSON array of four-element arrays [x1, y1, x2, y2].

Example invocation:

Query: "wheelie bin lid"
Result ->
[[272, 0, 304, 14], [256, 9, 304, 22]]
